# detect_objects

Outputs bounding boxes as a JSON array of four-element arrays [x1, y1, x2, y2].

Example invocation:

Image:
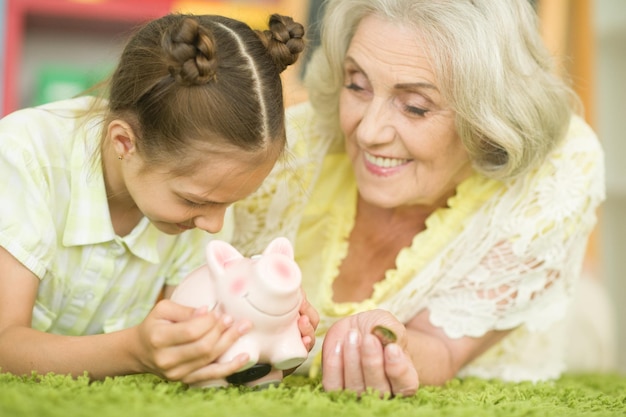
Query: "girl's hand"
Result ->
[[283, 291, 320, 376], [282, 290, 319, 377], [133, 299, 251, 385], [321, 309, 419, 398], [298, 290, 319, 352]]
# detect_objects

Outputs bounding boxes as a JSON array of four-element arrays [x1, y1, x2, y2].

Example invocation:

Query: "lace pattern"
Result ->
[[231, 108, 334, 255]]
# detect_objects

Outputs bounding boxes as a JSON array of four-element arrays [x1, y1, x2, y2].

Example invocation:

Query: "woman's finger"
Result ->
[[360, 333, 391, 396], [342, 329, 365, 394], [384, 343, 419, 397], [321, 338, 345, 392]]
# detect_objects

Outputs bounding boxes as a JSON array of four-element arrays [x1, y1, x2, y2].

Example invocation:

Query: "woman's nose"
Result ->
[[356, 97, 395, 146]]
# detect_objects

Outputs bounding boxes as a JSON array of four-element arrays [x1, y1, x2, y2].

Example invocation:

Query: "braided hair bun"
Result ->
[[161, 17, 219, 86], [255, 14, 305, 73]]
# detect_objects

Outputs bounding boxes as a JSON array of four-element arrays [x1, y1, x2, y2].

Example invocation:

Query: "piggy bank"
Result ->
[[170, 237, 308, 388]]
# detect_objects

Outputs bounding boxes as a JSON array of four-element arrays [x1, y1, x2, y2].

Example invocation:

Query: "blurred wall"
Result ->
[[594, 0, 626, 374]]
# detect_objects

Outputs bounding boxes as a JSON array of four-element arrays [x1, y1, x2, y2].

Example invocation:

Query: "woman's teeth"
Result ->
[[364, 152, 410, 168]]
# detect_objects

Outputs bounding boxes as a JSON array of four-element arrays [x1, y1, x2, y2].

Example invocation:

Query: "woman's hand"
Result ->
[[133, 299, 251, 385], [321, 309, 419, 397]]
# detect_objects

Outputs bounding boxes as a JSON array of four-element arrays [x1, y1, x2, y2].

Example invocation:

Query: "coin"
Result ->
[[371, 325, 397, 346]]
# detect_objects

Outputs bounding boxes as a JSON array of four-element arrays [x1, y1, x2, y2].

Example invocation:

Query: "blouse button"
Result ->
[[111, 243, 125, 256]]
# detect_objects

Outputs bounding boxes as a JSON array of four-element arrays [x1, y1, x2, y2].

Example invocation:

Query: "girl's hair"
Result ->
[[305, 0, 579, 180], [102, 13, 304, 172]]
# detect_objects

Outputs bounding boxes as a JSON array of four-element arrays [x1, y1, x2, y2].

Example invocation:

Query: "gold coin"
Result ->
[[371, 325, 397, 346]]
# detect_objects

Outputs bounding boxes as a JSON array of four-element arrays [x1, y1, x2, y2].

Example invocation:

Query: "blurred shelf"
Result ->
[[1, 0, 174, 115], [0, 0, 308, 115]]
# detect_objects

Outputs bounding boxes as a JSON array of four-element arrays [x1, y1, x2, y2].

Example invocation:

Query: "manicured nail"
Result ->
[[348, 329, 360, 346], [334, 340, 342, 355]]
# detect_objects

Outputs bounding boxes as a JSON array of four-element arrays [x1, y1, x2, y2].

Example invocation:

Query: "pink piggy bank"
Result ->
[[170, 237, 308, 388]]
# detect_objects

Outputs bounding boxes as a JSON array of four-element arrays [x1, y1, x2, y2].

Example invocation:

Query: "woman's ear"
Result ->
[[108, 119, 137, 159]]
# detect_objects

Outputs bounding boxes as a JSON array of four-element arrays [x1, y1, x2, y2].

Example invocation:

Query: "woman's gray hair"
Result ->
[[304, 0, 580, 180]]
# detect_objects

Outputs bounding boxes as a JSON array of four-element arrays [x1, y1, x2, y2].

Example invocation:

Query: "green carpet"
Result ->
[[0, 372, 624, 416]]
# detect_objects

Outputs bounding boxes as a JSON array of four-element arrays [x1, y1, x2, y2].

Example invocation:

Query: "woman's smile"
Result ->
[[363, 151, 411, 177]]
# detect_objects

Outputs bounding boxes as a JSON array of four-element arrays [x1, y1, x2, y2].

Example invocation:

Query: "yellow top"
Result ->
[[295, 153, 501, 320]]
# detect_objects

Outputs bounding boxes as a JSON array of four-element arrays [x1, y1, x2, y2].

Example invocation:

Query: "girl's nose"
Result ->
[[193, 207, 227, 234]]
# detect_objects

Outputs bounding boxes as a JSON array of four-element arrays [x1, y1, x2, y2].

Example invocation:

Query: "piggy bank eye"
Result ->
[[229, 277, 246, 295]]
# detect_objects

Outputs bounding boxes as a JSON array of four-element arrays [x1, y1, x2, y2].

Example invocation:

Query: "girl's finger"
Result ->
[[151, 310, 229, 347], [156, 319, 251, 380], [152, 299, 202, 323], [298, 315, 316, 351], [300, 293, 320, 329], [182, 352, 251, 386]]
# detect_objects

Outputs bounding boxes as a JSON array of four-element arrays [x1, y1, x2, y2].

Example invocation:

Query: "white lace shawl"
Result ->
[[231, 102, 605, 381]]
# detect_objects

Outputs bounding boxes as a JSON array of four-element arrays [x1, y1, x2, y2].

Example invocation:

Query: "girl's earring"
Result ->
[[118, 155, 124, 160]]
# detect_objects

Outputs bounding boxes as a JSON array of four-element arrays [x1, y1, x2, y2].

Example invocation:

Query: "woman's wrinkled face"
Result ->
[[340, 14, 473, 210], [125, 144, 277, 235]]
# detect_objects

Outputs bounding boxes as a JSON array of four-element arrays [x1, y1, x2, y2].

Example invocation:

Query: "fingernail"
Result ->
[[221, 314, 233, 326], [237, 320, 252, 334], [348, 328, 360, 346], [385, 343, 402, 363], [236, 352, 250, 363], [193, 306, 208, 316], [334, 340, 342, 355], [363, 333, 377, 350]]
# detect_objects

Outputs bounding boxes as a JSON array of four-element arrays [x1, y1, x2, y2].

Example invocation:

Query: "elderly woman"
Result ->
[[231, 0, 605, 396]]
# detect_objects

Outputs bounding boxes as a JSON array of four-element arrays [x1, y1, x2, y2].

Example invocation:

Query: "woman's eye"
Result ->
[[403, 105, 428, 117], [345, 82, 365, 92], [344, 69, 370, 94]]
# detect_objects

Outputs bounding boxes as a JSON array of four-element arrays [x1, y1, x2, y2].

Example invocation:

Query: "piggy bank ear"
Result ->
[[206, 240, 244, 275], [262, 237, 294, 259]]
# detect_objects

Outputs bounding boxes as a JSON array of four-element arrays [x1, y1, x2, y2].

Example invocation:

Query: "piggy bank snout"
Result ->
[[248, 254, 302, 315], [258, 254, 301, 292]]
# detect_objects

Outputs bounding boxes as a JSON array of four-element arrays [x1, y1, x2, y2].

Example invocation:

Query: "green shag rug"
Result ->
[[0, 372, 624, 417]]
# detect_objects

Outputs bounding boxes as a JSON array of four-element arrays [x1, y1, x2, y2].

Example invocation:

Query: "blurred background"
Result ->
[[0, 0, 624, 374]]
